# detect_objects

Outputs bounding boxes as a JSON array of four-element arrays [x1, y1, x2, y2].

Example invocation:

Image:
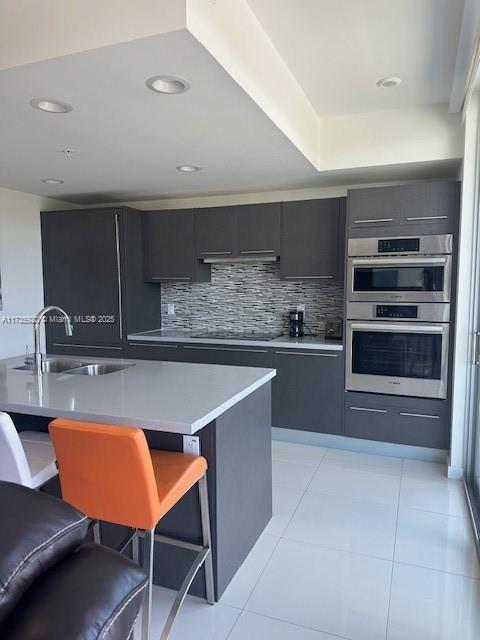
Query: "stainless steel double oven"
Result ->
[[345, 234, 453, 399]]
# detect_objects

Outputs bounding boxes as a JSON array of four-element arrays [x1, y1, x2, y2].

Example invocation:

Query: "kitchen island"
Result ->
[[0, 354, 276, 599]]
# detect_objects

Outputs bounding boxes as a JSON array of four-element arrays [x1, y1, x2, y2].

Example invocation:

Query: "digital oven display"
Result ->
[[375, 305, 418, 319], [378, 238, 420, 253]]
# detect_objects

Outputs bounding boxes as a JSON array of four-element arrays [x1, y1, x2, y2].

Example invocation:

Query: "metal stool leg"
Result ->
[[93, 521, 101, 544], [199, 474, 215, 605], [159, 474, 215, 640], [141, 528, 155, 640]]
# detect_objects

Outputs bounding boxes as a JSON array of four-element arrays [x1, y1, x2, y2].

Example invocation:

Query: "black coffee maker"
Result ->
[[289, 310, 304, 337]]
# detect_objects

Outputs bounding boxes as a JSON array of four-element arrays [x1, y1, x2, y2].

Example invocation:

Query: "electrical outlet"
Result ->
[[183, 435, 200, 456], [167, 303, 175, 316]]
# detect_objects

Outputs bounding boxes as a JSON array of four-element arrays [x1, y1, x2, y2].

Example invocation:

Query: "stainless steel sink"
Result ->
[[65, 363, 135, 376], [13, 359, 90, 373]]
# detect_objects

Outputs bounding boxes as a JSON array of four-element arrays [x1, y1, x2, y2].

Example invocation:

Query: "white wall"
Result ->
[[0, 187, 67, 358]]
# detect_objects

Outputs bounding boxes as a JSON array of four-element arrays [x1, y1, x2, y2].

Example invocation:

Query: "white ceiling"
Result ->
[[0, 30, 321, 204], [247, 0, 465, 117]]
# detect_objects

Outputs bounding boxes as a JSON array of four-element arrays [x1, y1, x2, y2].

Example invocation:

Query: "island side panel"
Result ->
[[214, 381, 272, 596]]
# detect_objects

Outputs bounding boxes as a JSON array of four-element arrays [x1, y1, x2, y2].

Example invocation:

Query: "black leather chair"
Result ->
[[0, 481, 148, 640]]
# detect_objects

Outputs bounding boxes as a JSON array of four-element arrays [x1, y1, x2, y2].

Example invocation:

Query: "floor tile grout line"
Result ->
[[226, 608, 353, 640], [303, 485, 401, 509], [392, 559, 480, 581], [384, 458, 404, 640]]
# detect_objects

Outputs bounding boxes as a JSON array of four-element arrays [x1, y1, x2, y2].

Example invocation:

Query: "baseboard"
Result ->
[[272, 427, 448, 463]]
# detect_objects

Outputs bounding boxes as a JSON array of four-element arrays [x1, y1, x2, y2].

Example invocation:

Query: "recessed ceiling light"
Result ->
[[30, 98, 72, 113], [42, 178, 64, 185], [146, 76, 190, 94], [376, 76, 402, 88], [176, 165, 202, 172]]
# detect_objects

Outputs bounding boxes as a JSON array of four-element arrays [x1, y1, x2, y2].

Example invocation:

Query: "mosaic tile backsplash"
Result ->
[[160, 262, 344, 335]]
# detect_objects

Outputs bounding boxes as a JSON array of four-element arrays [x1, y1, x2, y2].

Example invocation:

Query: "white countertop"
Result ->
[[0, 355, 276, 435], [128, 329, 344, 351]]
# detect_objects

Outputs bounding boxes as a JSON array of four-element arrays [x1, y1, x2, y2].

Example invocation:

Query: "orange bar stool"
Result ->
[[48, 418, 214, 640]]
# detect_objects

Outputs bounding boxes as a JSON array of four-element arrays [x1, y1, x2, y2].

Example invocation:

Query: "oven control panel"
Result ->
[[378, 238, 420, 253], [375, 305, 418, 319]]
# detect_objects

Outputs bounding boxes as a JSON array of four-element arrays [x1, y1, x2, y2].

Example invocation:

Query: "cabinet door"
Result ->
[[397, 181, 460, 231], [143, 210, 209, 282], [237, 203, 281, 256], [272, 350, 344, 434], [280, 199, 342, 281], [195, 206, 237, 258], [348, 187, 401, 231], [344, 392, 449, 449], [180, 344, 272, 367], [42, 209, 123, 346], [126, 342, 185, 362]]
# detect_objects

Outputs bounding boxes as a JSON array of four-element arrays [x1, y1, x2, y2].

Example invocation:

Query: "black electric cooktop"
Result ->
[[192, 331, 283, 341]]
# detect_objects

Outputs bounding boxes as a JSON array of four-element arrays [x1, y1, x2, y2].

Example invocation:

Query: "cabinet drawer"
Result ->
[[345, 397, 449, 449], [126, 342, 185, 362], [180, 344, 272, 367]]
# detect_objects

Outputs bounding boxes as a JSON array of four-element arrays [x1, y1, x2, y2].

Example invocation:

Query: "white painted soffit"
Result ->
[[0, 0, 186, 70]]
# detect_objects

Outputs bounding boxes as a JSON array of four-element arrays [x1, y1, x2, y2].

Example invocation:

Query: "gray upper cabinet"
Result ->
[[348, 181, 460, 237], [236, 203, 281, 257], [143, 210, 210, 283], [280, 198, 345, 281], [194, 206, 237, 259]]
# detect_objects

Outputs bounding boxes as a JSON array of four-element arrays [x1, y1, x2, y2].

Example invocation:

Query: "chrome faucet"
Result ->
[[32, 306, 73, 375]]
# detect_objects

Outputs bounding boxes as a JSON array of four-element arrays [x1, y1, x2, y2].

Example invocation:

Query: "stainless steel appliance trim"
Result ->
[[284, 275, 334, 279], [346, 254, 452, 303], [350, 256, 449, 266], [353, 218, 394, 224], [53, 343, 123, 350], [348, 234, 453, 257], [114, 214, 123, 340], [183, 345, 268, 353], [240, 249, 275, 254], [349, 406, 388, 413], [399, 412, 440, 419], [346, 302, 451, 323], [275, 351, 338, 357], [345, 320, 449, 399], [406, 216, 448, 221]]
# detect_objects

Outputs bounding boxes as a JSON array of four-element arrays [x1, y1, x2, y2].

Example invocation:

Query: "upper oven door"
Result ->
[[347, 255, 452, 303], [345, 321, 449, 399]]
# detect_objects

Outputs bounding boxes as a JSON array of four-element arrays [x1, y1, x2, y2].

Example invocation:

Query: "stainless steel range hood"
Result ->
[[202, 255, 279, 264]]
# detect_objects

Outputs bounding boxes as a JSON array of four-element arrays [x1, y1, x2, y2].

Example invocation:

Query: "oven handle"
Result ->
[[349, 322, 445, 333], [350, 257, 448, 266]]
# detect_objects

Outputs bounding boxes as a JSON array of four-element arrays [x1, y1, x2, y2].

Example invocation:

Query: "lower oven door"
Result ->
[[345, 321, 449, 399]]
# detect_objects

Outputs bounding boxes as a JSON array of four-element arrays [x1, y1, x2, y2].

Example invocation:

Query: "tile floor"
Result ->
[[149, 439, 480, 640]]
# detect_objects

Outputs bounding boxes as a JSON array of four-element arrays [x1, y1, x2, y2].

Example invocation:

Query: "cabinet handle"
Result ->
[[240, 249, 275, 254], [350, 406, 387, 414], [284, 275, 334, 280], [406, 216, 448, 221], [354, 218, 393, 224], [114, 214, 123, 340], [399, 412, 440, 419], [275, 351, 338, 357], [198, 251, 232, 256], [183, 345, 268, 354], [128, 342, 178, 348], [53, 343, 123, 350], [150, 277, 191, 281]]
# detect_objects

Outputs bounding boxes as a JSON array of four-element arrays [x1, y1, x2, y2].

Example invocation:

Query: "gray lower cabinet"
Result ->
[[180, 344, 272, 368], [272, 349, 344, 435], [344, 391, 450, 449], [280, 198, 346, 281], [126, 342, 187, 362]]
